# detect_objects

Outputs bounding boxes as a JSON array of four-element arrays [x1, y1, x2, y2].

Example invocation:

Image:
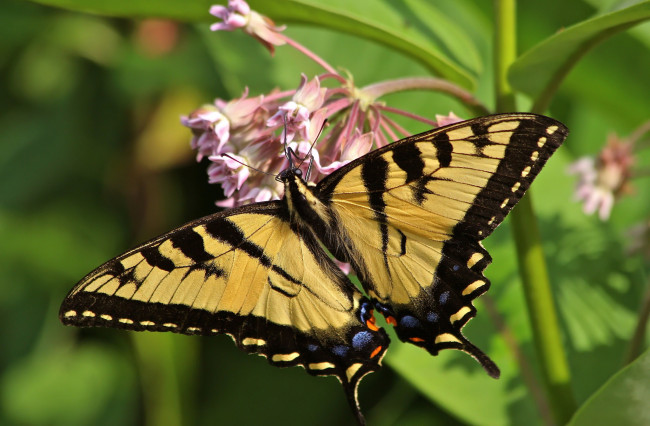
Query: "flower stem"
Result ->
[[628, 121, 650, 147], [362, 77, 490, 116], [493, 0, 577, 423], [280, 34, 339, 75], [377, 105, 438, 127]]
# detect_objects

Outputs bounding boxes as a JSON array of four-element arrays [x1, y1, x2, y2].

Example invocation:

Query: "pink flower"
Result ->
[[567, 133, 635, 220], [568, 157, 615, 220], [209, 0, 249, 30], [215, 88, 265, 130], [210, 0, 286, 54], [293, 74, 327, 111], [267, 75, 326, 143], [435, 112, 463, 127], [181, 89, 268, 161], [318, 130, 373, 174], [207, 153, 250, 198], [285, 140, 320, 166], [181, 105, 230, 161], [216, 177, 281, 208]]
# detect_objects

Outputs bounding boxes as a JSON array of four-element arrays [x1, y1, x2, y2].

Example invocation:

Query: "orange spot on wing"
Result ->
[[386, 316, 397, 326], [370, 346, 383, 358], [366, 316, 379, 332], [409, 337, 425, 343]]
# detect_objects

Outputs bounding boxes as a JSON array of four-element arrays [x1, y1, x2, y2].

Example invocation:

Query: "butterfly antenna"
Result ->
[[297, 119, 328, 180], [296, 118, 328, 168], [221, 153, 275, 177], [305, 154, 315, 180], [279, 113, 297, 170]]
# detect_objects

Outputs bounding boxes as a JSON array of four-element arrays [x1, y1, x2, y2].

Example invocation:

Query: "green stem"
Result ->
[[493, 0, 577, 424], [132, 333, 184, 426], [510, 197, 577, 424], [493, 0, 516, 112]]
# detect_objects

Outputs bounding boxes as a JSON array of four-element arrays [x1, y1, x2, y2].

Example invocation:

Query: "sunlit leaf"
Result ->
[[27, 0, 477, 88], [568, 349, 650, 426], [509, 1, 650, 111]]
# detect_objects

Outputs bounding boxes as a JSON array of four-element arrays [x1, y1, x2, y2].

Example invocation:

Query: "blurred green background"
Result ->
[[1, 0, 650, 425]]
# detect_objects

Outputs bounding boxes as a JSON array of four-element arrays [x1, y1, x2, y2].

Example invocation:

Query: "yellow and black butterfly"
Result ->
[[60, 113, 567, 425]]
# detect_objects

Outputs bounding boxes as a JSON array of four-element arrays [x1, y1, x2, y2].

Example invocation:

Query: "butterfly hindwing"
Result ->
[[60, 201, 388, 418], [315, 113, 568, 375]]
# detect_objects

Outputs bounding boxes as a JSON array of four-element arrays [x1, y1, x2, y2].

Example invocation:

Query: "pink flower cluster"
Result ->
[[182, 1, 465, 208], [568, 127, 646, 220]]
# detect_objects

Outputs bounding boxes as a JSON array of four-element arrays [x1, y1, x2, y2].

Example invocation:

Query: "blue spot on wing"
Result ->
[[352, 331, 373, 350], [440, 291, 450, 304], [427, 312, 439, 323], [332, 345, 349, 357], [400, 315, 421, 328]]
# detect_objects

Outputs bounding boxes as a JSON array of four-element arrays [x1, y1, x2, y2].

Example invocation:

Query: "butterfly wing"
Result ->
[[60, 201, 388, 420], [316, 113, 568, 375]]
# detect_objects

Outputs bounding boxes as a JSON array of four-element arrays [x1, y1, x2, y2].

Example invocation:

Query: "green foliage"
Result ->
[[509, 0, 650, 112], [1, 344, 135, 426], [568, 348, 650, 426], [3, 0, 650, 424]]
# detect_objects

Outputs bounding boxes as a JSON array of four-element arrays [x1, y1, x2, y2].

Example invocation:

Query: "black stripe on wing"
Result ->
[[454, 115, 568, 239]]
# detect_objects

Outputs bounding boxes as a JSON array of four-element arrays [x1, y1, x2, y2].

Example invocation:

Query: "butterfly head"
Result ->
[[275, 165, 303, 183]]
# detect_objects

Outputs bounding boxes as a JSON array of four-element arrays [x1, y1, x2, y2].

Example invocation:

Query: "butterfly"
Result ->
[[60, 113, 567, 425]]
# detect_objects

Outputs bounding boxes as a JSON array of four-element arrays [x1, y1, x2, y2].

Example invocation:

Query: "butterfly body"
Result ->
[[60, 113, 568, 424]]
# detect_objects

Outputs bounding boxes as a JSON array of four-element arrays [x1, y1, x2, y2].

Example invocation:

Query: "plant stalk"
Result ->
[[494, 0, 577, 423], [132, 333, 184, 426]]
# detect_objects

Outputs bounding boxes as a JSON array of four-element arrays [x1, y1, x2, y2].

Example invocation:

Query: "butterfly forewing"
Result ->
[[316, 114, 567, 375], [60, 201, 388, 410]]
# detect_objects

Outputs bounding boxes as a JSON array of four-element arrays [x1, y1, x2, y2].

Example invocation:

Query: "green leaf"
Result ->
[[26, 0, 477, 88], [24, 0, 211, 19], [1, 344, 134, 425], [252, 0, 479, 87], [568, 348, 650, 426], [509, 1, 650, 112]]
